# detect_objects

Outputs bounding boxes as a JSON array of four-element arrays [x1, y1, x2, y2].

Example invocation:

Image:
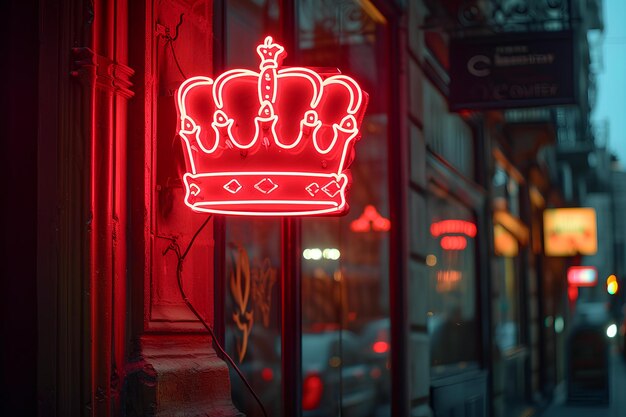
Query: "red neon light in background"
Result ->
[[440, 236, 468, 250], [175, 36, 368, 216], [350, 205, 391, 232], [567, 266, 598, 287], [430, 220, 477, 238], [430, 220, 476, 251], [372, 341, 389, 354]]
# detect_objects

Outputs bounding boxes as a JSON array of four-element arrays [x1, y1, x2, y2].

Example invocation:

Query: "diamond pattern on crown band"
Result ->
[[189, 183, 201, 197], [254, 178, 278, 194], [224, 179, 242, 194], [322, 181, 341, 197], [306, 183, 320, 196]]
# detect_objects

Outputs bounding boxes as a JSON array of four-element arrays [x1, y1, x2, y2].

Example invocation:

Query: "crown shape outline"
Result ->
[[175, 36, 369, 216]]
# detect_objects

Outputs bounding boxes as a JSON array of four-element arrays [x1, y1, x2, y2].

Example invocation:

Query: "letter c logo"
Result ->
[[467, 55, 491, 77]]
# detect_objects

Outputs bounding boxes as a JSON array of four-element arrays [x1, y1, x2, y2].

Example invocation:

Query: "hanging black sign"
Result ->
[[449, 31, 576, 111]]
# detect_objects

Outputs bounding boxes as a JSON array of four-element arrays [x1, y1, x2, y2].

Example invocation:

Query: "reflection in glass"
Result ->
[[224, 2, 282, 416], [427, 195, 479, 373], [225, 218, 282, 417], [299, 1, 390, 415]]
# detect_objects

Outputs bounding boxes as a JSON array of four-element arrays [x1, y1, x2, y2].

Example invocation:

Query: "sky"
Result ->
[[592, 0, 626, 163]]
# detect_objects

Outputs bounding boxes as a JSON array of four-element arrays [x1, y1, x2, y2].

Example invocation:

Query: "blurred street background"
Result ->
[[540, 345, 626, 417]]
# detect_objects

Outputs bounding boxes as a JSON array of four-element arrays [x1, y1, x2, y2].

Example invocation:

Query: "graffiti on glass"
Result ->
[[229, 244, 277, 362]]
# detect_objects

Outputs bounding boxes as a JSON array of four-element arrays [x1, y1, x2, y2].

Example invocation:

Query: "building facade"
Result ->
[[1, 1, 604, 417]]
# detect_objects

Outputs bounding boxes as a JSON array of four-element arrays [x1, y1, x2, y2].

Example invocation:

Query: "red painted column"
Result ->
[[73, 0, 134, 414], [122, 1, 241, 415]]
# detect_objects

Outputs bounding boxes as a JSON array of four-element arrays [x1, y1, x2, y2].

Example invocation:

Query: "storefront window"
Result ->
[[225, 219, 282, 417], [492, 162, 522, 353], [493, 225, 521, 353], [491, 161, 526, 415], [493, 253, 521, 352], [427, 193, 479, 373], [299, 1, 391, 415], [224, 2, 282, 416]]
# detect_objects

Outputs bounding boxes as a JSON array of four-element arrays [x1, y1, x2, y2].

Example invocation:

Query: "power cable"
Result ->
[[158, 216, 268, 417]]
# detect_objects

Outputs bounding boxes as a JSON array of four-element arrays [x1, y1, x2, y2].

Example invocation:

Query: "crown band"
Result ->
[[183, 172, 348, 216]]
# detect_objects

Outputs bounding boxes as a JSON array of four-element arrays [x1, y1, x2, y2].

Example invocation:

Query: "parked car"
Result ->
[[357, 318, 391, 402], [228, 327, 281, 417], [302, 330, 379, 417]]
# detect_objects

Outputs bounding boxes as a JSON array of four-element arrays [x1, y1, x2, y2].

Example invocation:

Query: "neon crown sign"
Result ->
[[176, 36, 369, 216]]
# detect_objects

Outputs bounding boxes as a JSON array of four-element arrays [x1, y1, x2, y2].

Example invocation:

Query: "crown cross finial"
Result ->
[[256, 36, 286, 70]]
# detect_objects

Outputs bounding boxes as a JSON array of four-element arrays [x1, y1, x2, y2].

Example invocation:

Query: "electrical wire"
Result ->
[[157, 13, 187, 79], [158, 216, 269, 417], [155, 14, 266, 415], [168, 41, 187, 79]]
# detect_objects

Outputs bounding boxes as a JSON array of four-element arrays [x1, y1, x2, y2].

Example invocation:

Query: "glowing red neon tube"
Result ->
[[175, 36, 368, 216]]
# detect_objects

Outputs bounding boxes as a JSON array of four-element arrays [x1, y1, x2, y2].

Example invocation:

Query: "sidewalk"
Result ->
[[538, 344, 626, 417]]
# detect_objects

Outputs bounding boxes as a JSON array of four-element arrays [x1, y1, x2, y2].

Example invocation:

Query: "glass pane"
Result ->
[[427, 194, 479, 374], [225, 2, 282, 416], [493, 238, 521, 353], [226, 0, 280, 67], [224, 218, 282, 417], [299, 1, 391, 415]]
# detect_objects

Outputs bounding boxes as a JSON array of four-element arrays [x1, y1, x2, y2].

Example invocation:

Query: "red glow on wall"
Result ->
[[175, 36, 368, 216], [430, 220, 477, 238], [567, 266, 598, 287], [350, 205, 391, 232]]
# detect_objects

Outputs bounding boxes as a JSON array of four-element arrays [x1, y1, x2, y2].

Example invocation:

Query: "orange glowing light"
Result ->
[[607, 275, 618, 295], [494, 224, 519, 257], [350, 205, 390, 232], [543, 208, 597, 256], [436, 270, 462, 292], [176, 36, 368, 216], [425, 254, 437, 266]]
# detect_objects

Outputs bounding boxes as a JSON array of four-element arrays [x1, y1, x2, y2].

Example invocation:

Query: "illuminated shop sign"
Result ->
[[449, 31, 575, 110], [567, 266, 598, 287], [175, 36, 368, 216], [430, 220, 477, 251], [543, 208, 597, 256]]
